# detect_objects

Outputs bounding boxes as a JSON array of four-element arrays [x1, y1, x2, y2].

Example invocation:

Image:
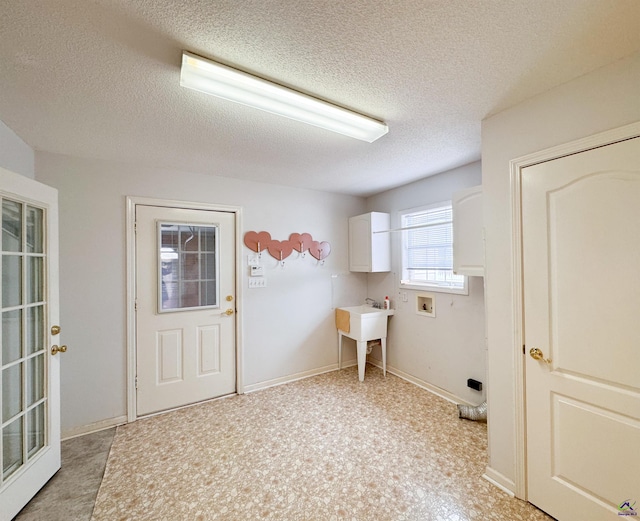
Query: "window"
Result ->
[[158, 223, 218, 312], [400, 202, 467, 294]]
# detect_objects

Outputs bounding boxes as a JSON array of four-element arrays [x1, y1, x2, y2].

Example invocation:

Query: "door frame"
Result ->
[[508, 121, 640, 500], [125, 196, 244, 422]]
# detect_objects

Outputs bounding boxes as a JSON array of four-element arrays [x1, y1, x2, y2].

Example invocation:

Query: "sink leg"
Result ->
[[381, 336, 387, 377], [338, 332, 343, 370], [356, 340, 367, 382]]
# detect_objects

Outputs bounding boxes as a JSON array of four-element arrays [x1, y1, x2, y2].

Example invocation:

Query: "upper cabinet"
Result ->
[[349, 212, 391, 272], [452, 185, 484, 277]]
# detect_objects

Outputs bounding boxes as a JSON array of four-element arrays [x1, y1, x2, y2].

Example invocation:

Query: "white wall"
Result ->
[[482, 51, 640, 490], [0, 120, 35, 178], [365, 162, 486, 404], [35, 152, 366, 435]]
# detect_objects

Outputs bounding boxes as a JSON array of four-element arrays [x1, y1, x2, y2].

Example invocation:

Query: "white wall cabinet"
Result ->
[[452, 185, 484, 276], [348, 212, 390, 272]]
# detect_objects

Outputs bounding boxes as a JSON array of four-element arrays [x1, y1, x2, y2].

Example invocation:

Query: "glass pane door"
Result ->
[[1, 198, 47, 484], [158, 223, 218, 312]]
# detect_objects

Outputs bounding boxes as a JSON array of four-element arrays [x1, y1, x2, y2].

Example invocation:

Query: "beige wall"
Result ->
[[0, 119, 34, 178], [35, 152, 366, 436], [366, 162, 486, 405], [482, 51, 640, 490]]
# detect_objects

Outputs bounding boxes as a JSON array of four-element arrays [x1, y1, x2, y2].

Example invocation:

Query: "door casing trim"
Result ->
[[125, 196, 244, 422], [508, 121, 640, 499]]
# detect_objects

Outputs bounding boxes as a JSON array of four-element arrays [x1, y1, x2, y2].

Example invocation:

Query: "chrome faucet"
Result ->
[[365, 297, 382, 308]]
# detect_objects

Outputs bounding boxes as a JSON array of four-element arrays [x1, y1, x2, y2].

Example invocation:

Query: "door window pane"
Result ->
[[26, 305, 44, 355], [2, 256, 22, 307], [2, 200, 22, 253], [159, 223, 219, 311], [2, 363, 23, 422], [27, 354, 44, 406], [26, 256, 43, 304], [27, 403, 45, 457], [26, 206, 43, 254], [2, 309, 22, 364], [2, 417, 24, 479]]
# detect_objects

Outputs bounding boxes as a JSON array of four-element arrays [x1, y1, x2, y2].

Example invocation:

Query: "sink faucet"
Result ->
[[365, 298, 382, 308]]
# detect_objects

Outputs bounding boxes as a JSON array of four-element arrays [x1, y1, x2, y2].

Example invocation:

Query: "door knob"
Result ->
[[224, 308, 234, 316], [51, 325, 61, 335], [529, 347, 551, 364], [226, 295, 233, 301], [51, 345, 68, 356]]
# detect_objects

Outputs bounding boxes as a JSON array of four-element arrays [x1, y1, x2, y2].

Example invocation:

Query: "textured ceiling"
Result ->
[[1, 1, 640, 197]]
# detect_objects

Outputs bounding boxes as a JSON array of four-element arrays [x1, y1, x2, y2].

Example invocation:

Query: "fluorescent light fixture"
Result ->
[[180, 51, 388, 143]]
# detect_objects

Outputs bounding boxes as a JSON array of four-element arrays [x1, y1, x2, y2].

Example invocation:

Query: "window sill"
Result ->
[[399, 282, 469, 296]]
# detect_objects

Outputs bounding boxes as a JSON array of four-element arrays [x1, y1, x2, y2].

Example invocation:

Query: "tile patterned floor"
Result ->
[[92, 366, 553, 520]]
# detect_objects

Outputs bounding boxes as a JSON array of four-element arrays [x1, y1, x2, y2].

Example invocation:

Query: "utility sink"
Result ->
[[337, 305, 394, 341], [337, 305, 394, 381]]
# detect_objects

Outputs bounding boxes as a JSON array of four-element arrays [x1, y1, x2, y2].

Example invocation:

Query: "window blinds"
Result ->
[[403, 206, 453, 271]]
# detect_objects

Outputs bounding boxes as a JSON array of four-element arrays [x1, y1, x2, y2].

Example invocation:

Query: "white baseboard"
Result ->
[[483, 466, 516, 497], [243, 360, 358, 394], [367, 359, 472, 406], [62, 415, 127, 441]]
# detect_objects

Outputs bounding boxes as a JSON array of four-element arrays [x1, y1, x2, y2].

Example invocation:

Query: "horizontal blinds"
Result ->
[[403, 206, 453, 270]]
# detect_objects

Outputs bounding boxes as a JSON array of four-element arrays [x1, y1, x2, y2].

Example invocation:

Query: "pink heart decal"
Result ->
[[289, 233, 313, 253], [267, 240, 294, 261], [244, 231, 272, 252], [309, 241, 331, 260]]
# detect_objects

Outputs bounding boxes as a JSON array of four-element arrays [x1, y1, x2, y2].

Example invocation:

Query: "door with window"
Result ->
[[0, 168, 60, 521], [522, 136, 640, 520], [135, 205, 236, 416]]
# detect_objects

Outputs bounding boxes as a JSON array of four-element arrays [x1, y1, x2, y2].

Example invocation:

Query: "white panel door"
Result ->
[[0, 168, 60, 521], [522, 137, 640, 520], [136, 205, 236, 416]]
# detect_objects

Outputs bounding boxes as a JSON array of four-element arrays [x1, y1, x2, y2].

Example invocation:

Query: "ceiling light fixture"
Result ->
[[180, 51, 388, 143]]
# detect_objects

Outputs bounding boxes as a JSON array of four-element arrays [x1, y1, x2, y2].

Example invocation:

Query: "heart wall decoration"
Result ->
[[243, 231, 272, 252], [243, 231, 331, 265], [309, 241, 331, 261]]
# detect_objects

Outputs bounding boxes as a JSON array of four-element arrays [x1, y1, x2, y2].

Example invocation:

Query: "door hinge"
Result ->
[[135, 376, 138, 389], [523, 344, 526, 354], [134, 222, 137, 233], [135, 300, 138, 311]]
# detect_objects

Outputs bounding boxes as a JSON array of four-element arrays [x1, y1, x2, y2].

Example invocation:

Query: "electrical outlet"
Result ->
[[248, 277, 267, 288], [467, 378, 482, 391]]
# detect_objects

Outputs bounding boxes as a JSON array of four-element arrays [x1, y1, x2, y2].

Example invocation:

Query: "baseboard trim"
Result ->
[[62, 415, 128, 441], [368, 359, 472, 406], [483, 466, 516, 497], [243, 360, 358, 394]]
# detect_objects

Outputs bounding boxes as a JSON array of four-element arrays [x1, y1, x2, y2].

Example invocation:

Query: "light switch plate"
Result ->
[[247, 253, 260, 266], [248, 277, 267, 288]]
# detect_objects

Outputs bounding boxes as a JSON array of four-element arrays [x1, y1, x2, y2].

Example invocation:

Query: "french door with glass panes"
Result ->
[[135, 205, 236, 416], [0, 167, 60, 521]]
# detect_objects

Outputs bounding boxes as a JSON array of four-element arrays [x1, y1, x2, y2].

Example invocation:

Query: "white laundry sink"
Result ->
[[337, 305, 394, 341], [337, 305, 394, 381]]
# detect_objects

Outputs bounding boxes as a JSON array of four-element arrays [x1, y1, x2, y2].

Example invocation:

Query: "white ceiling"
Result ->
[[1, 1, 640, 197]]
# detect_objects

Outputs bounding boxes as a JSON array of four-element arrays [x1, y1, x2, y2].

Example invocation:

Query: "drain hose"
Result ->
[[457, 401, 487, 422]]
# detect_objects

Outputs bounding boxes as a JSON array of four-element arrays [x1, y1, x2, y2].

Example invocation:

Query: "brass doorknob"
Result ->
[[51, 345, 68, 356], [529, 347, 551, 364], [51, 325, 61, 335], [224, 308, 234, 316], [226, 295, 233, 301]]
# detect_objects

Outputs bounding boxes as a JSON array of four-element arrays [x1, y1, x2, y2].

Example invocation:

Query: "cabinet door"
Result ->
[[452, 186, 484, 276], [349, 212, 390, 273], [348, 214, 372, 272]]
